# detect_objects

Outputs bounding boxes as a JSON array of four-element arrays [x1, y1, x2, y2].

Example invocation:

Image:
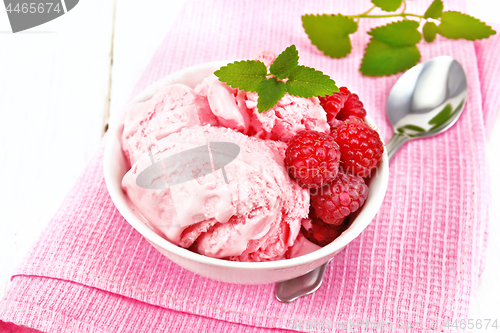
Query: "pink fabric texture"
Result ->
[[1, 0, 499, 332]]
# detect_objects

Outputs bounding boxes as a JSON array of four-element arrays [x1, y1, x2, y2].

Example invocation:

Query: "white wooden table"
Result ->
[[1, 0, 499, 329]]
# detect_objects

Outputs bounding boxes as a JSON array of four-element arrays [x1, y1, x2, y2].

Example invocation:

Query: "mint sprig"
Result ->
[[361, 20, 422, 76], [438, 11, 495, 40], [424, 0, 443, 19], [214, 45, 339, 113], [257, 78, 287, 112], [372, 0, 402, 12], [269, 45, 299, 79], [302, 0, 496, 76], [302, 14, 358, 59], [286, 66, 338, 98], [213, 60, 267, 92], [423, 21, 438, 42]]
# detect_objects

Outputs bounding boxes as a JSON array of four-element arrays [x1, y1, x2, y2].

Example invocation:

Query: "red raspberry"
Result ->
[[319, 87, 367, 125], [285, 130, 341, 189], [319, 87, 350, 125], [334, 117, 384, 178], [336, 91, 367, 121], [301, 207, 347, 246], [310, 171, 369, 224]]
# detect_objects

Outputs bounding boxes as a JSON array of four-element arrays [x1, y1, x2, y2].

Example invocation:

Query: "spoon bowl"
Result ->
[[385, 56, 467, 160], [276, 56, 468, 303]]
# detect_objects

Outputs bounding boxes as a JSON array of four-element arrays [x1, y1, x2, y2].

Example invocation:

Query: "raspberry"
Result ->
[[285, 130, 341, 189], [336, 91, 367, 121], [319, 87, 367, 126], [310, 171, 369, 224], [319, 87, 350, 125], [301, 207, 347, 246], [334, 117, 384, 178]]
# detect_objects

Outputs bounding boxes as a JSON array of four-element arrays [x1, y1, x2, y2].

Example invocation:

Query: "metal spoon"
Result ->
[[276, 56, 468, 303]]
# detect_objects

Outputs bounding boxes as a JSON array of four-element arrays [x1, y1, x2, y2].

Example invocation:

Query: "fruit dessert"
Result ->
[[121, 45, 383, 262]]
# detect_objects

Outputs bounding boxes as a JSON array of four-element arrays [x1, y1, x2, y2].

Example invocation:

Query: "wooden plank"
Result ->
[[107, 0, 186, 126], [0, 0, 115, 295]]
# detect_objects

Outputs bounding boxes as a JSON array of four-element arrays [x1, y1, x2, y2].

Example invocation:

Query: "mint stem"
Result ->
[[346, 1, 425, 20], [359, 5, 376, 16], [347, 13, 424, 19]]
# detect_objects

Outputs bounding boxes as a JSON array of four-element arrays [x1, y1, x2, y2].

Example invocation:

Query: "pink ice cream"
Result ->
[[122, 83, 217, 165], [194, 52, 329, 142], [285, 233, 322, 259], [244, 92, 329, 142], [122, 124, 310, 262], [195, 75, 251, 133]]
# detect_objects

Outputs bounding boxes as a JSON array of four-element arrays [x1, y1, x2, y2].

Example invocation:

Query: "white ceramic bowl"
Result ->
[[103, 60, 389, 285]]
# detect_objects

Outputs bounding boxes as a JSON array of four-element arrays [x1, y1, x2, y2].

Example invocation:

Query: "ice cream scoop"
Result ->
[[122, 83, 217, 165], [122, 125, 310, 261]]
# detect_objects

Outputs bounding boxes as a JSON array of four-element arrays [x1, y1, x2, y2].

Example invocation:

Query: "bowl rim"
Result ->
[[103, 60, 389, 270]]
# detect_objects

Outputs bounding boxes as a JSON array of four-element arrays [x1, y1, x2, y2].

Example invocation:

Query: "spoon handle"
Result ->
[[386, 133, 410, 162], [275, 259, 332, 303]]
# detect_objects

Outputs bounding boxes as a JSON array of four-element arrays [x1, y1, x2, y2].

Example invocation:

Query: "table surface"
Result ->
[[1, 0, 499, 328]]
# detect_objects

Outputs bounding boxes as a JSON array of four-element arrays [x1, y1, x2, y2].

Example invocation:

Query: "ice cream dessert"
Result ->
[[122, 83, 217, 165], [122, 125, 309, 261], [120, 48, 383, 262]]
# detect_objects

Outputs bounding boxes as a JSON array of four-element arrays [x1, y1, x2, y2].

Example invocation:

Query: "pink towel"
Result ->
[[1, 0, 499, 332]]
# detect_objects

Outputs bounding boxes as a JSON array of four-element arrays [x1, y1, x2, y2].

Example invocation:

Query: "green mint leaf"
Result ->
[[368, 20, 421, 47], [302, 14, 358, 58], [256, 78, 287, 113], [269, 45, 299, 79], [285, 65, 339, 98], [214, 60, 267, 92], [360, 39, 420, 76], [371, 0, 403, 12], [424, 0, 443, 19], [437, 11, 496, 40], [423, 21, 438, 42]]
